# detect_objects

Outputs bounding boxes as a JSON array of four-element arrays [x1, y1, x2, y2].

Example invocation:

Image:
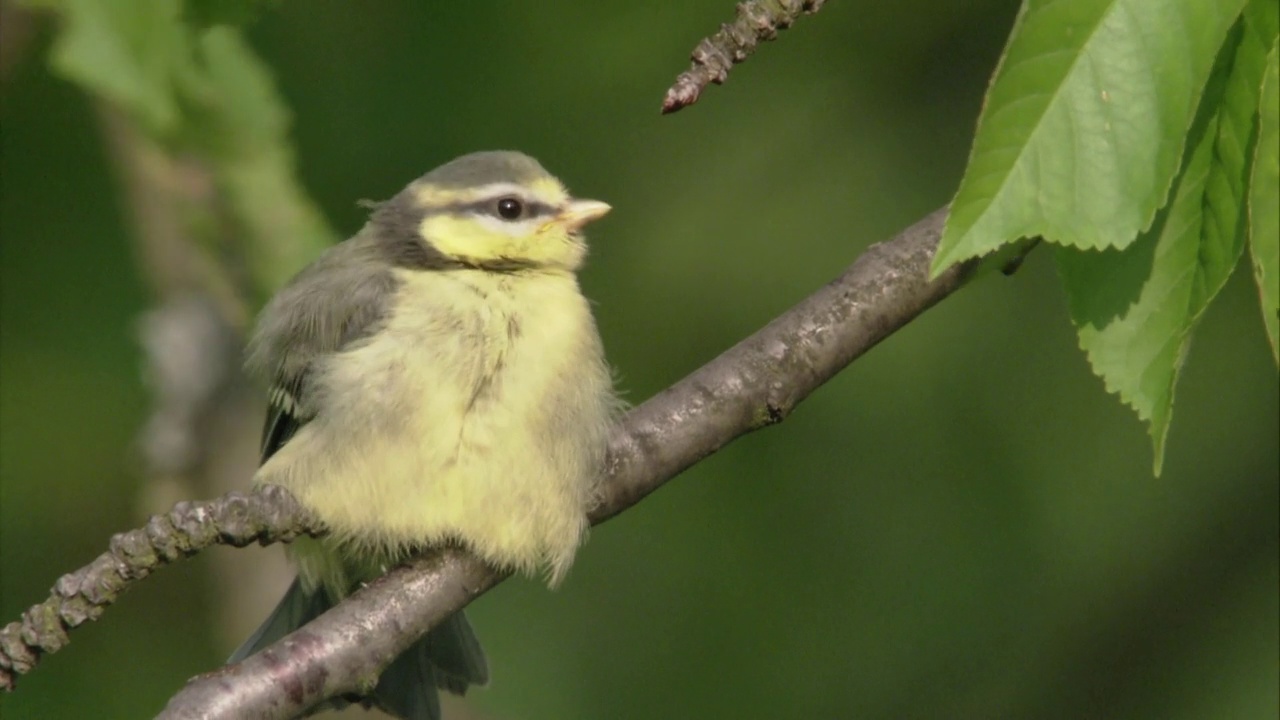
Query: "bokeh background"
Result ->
[[2, 2, 1277, 718]]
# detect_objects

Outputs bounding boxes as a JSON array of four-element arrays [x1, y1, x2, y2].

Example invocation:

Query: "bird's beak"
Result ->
[[547, 199, 612, 233]]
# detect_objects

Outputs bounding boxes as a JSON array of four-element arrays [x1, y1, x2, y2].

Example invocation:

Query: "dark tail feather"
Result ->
[[424, 611, 490, 693], [372, 612, 490, 720], [230, 579, 488, 720], [228, 577, 331, 664]]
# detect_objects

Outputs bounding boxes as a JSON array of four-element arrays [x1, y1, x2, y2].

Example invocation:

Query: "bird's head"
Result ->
[[369, 151, 611, 273]]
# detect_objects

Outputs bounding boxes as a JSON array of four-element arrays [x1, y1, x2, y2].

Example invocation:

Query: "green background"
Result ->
[[2, 1, 1277, 718]]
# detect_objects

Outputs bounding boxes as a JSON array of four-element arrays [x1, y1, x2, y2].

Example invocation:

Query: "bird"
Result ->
[[228, 151, 620, 720]]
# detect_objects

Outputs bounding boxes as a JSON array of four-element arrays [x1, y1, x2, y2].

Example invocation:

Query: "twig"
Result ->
[[662, 0, 828, 114], [155, 206, 971, 718], [0, 486, 319, 690]]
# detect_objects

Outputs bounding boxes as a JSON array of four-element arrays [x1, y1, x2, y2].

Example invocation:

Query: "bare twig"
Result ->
[[662, 0, 828, 114], [0, 486, 318, 690], [153, 207, 971, 718]]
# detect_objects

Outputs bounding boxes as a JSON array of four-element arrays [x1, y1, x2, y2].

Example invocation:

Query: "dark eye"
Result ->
[[496, 197, 523, 220]]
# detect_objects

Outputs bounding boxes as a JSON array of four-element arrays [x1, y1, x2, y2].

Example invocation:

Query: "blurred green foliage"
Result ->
[[19, 0, 334, 297], [1, 2, 1276, 719]]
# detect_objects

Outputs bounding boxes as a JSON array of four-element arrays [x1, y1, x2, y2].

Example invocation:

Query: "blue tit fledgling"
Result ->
[[228, 151, 619, 720]]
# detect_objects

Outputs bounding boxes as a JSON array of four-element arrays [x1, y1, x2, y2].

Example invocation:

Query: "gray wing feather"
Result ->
[[246, 232, 401, 419]]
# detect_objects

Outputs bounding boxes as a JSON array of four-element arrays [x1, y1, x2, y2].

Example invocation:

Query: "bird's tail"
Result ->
[[371, 611, 490, 720], [229, 578, 490, 720], [227, 576, 328, 663]]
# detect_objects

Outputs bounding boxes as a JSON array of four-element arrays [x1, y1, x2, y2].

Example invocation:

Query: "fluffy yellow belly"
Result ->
[[255, 268, 615, 588]]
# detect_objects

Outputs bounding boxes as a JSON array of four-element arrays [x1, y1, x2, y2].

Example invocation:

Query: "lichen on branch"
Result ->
[[0, 486, 321, 690]]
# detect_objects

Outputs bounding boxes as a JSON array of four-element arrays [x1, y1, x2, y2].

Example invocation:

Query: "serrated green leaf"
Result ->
[[1056, 9, 1274, 475], [1057, 114, 1217, 476], [933, 0, 1248, 276], [1194, 0, 1278, 315], [1251, 40, 1280, 363]]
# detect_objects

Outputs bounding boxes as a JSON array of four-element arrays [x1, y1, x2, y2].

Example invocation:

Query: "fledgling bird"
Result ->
[[228, 151, 619, 720]]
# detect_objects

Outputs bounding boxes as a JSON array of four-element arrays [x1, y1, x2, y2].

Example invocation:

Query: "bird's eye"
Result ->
[[496, 197, 523, 220]]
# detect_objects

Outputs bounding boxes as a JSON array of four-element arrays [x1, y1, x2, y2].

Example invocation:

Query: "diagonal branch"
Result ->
[[0, 487, 320, 689], [155, 206, 973, 718], [662, 0, 828, 114]]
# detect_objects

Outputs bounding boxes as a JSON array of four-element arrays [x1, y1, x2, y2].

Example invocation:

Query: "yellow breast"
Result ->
[[255, 268, 616, 587]]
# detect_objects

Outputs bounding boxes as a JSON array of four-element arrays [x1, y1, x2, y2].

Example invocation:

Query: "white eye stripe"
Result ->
[[469, 182, 532, 199]]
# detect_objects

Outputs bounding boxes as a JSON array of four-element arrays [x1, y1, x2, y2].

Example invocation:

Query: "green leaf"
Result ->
[[24, 0, 334, 300], [39, 0, 191, 137], [1250, 40, 1279, 364], [181, 29, 335, 296], [1195, 0, 1278, 317], [1057, 114, 1218, 476], [933, 0, 1248, 276], [178, 29, 289, 155], [1056, 4, 1278, 474]]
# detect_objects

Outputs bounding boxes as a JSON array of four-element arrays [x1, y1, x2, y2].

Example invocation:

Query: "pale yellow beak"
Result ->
[[548, 199, 612, 233]]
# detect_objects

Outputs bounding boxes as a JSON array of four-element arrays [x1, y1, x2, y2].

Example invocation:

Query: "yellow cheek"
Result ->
[[420, 215, 508, 260], [420, 215, 585, 269]]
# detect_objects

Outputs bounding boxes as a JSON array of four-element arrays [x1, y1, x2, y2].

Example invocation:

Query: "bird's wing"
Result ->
[[249, 240, 402, 465], [259, 377, 307, 463]]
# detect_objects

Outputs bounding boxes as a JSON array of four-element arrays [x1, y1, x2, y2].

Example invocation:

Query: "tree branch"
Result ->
[[153, 206, 972, 718], [0, 207, 966, 700], [662, 0, 827, 114], [0, 486, 319, 690]]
